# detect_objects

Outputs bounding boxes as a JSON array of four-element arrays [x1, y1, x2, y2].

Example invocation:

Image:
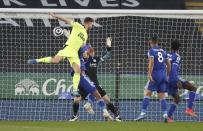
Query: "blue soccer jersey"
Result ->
[[168, 51, 181, 84], [167, 51, 187, 95], [147, 45, 168, 92]]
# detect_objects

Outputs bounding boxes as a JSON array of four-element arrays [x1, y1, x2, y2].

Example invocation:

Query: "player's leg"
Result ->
[[157, 82, 168, 120], [27, 47, 66, 64], [158, 92, 167, 116], [167, 94, 179, 122], [69, 96, 81, 121], [135, 81, 152, 121], [182, 81, 197, 117], [80, 75, 112, 119]]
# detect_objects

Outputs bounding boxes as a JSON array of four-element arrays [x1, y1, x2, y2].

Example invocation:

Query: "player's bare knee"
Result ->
[[145, 89, 152, 97], [158, 93, 166, 99], [74, 96, 81, 103], [103, 95, 110, 104], [93, 91, 102, 100]]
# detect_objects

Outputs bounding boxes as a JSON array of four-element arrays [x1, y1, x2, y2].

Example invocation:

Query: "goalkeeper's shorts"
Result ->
[[57, 45, 80, 66]]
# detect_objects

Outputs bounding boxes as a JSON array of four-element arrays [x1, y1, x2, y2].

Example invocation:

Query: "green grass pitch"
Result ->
[[0, 121, 202, 131]]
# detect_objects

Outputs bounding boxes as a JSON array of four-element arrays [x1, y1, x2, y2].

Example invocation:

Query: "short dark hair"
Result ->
[[149, 36, 158, 44], [171, 40, 180, 51], [84, 17, 94, 23]]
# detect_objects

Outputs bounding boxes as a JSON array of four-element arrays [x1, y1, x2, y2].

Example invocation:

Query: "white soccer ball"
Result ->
[[53, 27, 63, 37]]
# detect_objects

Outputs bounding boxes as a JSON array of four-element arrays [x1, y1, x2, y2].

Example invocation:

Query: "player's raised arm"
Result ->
[[49, 12, 73, 25], [99, 37, 112, 63]]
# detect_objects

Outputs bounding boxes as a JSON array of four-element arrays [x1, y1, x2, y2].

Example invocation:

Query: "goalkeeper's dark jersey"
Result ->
[[83, 47, 111, 86]]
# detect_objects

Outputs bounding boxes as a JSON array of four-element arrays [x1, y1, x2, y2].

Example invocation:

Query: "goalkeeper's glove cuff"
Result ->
[[107, 47, 111, 51]]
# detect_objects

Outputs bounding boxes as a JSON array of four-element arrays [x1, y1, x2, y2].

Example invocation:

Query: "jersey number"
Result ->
[[78, 32, 85, 42], [158, 52, 163, 63]]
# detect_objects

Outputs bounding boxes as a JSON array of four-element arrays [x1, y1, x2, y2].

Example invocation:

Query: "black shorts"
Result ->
[[78, 85, 107, 99]]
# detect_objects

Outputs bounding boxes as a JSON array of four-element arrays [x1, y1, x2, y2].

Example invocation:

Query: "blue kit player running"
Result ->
[[135, 36, 171, 121], [166, 40, 197, 122]]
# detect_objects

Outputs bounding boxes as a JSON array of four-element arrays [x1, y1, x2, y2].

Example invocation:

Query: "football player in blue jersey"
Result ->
[[135, 36, 171, 121], [166, 40, 197, 122]]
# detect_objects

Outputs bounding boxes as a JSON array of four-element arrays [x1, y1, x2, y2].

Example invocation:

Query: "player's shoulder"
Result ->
[[71, 21, 84, 29]]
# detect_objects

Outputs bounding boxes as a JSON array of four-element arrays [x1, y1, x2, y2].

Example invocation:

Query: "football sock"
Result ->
[[37, 57, 52, 63], [97, 99, 106, 111], [73, 102, 79, 116], [160, 98, 167, 115], [107, 103, 119, 116], [141, 96, 150, 113], [168, 102, 177, 118], [73, 73, 80, 91], [188, 91, 195, 109]]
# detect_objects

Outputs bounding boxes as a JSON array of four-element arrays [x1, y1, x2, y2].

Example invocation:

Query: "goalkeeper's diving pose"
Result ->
[[69, 38, 121, 122], [27, 13, 94, 95], [165, 40, 197, 122], [135, 36, 171, 122]]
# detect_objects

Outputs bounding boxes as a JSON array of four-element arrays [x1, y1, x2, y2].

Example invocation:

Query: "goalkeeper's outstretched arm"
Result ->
[[49, 12, 73, 25], [99, 37, 112, 63]]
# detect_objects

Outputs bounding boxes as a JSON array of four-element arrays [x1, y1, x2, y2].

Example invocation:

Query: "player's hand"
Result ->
[[49, 12, 55, 18], [106, 37, 112, 47], [72, 90, 80, 97], [148, 74, 155, 83], [63, 29, 70, 38], [177, 81, 183, 89]]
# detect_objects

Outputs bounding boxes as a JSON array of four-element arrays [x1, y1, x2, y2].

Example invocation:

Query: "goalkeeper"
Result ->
[[69, 38, 121, 122], [27, 13, 94, 94]]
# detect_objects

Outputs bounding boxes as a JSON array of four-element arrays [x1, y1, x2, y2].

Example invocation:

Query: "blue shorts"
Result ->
[[147, 70, 167, 93], [79, 74, 96, 94], [167, 79, 187, 95]]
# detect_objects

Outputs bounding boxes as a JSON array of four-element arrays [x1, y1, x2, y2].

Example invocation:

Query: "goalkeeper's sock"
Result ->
[[37, 57, 52, 63], [107, 103, 119, 117], [141, 96, 150, 113], [160, 98, 167, 115], [73, 102, 79, 116], [87, 94, 96, 105], [168, 102, 177, 118], [97, 99, 106, 111], [73, 73, 80, 91], [188, 91, 195, 109]]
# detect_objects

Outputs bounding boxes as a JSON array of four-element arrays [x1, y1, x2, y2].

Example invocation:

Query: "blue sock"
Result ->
[[168, 103, 177, 118], [160, 98, 167, 115], [87, 94, 95, 105], [97, 99, 106, 111], [141, 96, 150, 113], [188, 91, 195, 109]]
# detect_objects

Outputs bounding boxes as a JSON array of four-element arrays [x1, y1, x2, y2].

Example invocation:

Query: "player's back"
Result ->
[[148, 45, 167, 71], [148, 45, 167, 83], [66, 22, 88, 51], [168, 51, 181, 83]]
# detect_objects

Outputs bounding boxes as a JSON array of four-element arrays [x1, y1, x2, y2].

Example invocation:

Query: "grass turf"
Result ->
[[0, 121, 202, 131]]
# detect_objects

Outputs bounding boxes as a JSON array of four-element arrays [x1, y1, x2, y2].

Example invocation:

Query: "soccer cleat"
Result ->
[[103, 109, 113, 120], [166, 117, 174, 123], [185, 108, 197, 117], [84, 102, 95, 115], [27, 59, 37, 64], [69, 115, 79, 122], [115, 115, 122, 122], [134, 113, 146, 121]]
